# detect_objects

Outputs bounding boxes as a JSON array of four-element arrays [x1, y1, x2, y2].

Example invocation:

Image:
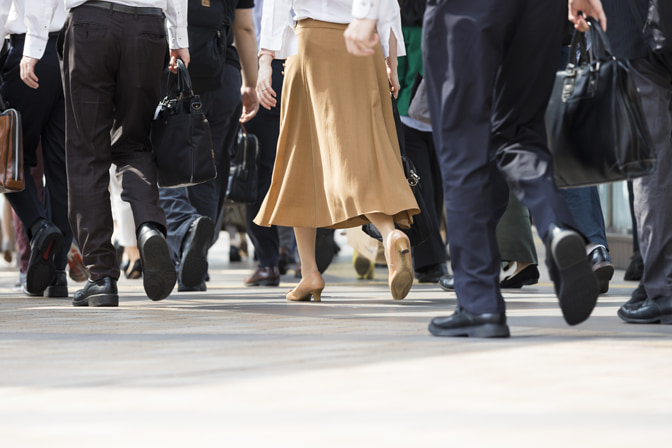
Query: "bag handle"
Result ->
[[175, 58, 194, 99], [162, 58, 195, 101], [586, 17, 614, 61], [567, 29, 591, 69]]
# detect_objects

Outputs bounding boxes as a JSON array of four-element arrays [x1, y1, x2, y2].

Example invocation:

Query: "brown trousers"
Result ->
[[60, 4, 167, 281]]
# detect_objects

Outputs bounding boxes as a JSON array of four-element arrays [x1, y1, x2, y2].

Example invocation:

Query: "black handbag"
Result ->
[[545, 19, 656, 188], [151, 59, 217, 188], [224, 125, 259, 204], [362, 96, 434, 247]]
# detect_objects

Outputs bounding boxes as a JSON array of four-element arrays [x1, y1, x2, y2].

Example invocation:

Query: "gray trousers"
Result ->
[[631, 54, 672, 300]]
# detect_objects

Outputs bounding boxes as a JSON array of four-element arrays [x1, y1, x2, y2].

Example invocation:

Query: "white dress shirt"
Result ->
[[1, 0, 67, 59], [260, 0, 404, 59], [20, 0, 189, 60]]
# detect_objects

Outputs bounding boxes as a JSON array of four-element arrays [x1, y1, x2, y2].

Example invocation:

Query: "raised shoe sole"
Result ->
[[141, 234, 177, 301], [178, 218, 215, 288], [25, 231, 63, 295], [551, 231, 600, 325], [593, 263, 615, 294]]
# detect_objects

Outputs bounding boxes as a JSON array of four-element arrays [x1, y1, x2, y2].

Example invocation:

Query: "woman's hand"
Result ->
[[240, 85, 259, 122], [386, 58, 400, 99], [256, 54, 277, 110], [568, 0, 607, 31]]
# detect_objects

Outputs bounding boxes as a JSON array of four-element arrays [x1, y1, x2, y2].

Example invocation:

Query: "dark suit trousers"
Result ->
[[244, 59, 285, 268], [60, 6, 168, 281], [402, 125, 447, 271], [423, 0, 577, 314], [0, 37, 71, 270]]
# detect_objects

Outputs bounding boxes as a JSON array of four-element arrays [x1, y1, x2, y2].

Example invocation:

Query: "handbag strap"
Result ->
[[390, 94, 421, 187], [586, 17, 615, 61], [175, 58, 195, 99], [568, 30, 590, 68], [163, 58, 195, 101]]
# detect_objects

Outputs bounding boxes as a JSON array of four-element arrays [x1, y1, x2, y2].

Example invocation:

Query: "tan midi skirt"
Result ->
[[254, 19, 419, 229]]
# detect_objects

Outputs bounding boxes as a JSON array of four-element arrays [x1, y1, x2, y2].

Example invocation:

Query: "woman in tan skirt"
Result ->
[[255, 0, 419, 301]]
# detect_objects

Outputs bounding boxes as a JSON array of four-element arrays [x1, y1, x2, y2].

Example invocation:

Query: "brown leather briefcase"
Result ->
[[0, 94, 24, 193]]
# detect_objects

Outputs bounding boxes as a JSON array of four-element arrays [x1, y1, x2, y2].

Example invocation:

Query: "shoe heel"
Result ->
[[661, 315, 672, 325], [312, 288, 323, 302], [395, 237, 410, 255], [390, 233, 413, 300]]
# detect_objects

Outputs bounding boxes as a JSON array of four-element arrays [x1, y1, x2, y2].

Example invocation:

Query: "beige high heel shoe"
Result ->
[[386, 230, 413, 300], [286, 271, 325, 302]]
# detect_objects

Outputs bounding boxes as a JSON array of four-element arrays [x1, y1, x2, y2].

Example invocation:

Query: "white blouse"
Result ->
[[260, 0, 405, 59]]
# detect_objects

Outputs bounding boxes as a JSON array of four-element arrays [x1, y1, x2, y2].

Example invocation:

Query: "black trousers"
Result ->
[[244, 59, 285, 268], [402, 124, 446, 271], [423, 0, 577, 314], [160, 65, 241, 263], [0, 36, 71, 270], [60, 5, 168, 281]]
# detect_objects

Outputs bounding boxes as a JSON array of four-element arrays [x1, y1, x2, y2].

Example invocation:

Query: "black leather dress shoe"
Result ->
[[428, 306, 510, 338], [26, 220, 64, 295], [415, 264, 448, 283], [178, 216, 215, 288], [245, 266, 280, 286], [45, 270, 69, 298], [589, 246, 614, 294], [500, 264, 540, 289], [438, 273, 454, 291], [619, 284, 647, 316], [72, 277, 119, 307], [546, 224, 599, 326], [178, 280, 207, 292], [137, 223, 177, 301], [617, 295, 672, 324]]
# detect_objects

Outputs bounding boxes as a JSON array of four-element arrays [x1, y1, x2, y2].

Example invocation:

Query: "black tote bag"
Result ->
[[224, 125, 259, 204], [545, 19, 656, 188], [361, 96, 434, 247], [151, 59, 217, 188]]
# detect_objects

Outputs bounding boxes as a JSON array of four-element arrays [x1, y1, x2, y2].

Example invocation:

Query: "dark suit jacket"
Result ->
[[603, 0, 649, 60]]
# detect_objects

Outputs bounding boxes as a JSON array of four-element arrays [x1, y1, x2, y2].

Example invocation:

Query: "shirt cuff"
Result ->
[[168, 26, 189, 50], [352, 0, 379, 20], [23, 34, 47, 60]]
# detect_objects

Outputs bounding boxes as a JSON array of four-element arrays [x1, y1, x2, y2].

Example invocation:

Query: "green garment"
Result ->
[[397, 25, 424, 117]]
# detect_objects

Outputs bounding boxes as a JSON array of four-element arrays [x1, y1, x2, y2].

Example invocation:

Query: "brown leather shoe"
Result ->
[[245, 266, 280, 286]]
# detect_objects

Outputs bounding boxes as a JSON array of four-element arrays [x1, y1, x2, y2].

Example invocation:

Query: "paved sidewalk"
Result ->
[[1, 234, 671, 447]]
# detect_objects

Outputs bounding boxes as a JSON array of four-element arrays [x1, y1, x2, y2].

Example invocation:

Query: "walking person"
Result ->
[[255, 0, 419, 302], [159, 0, 259, 292], [345, 0, 605, 337], [1, 0, 72, 298], [23, 0, 190, 306], [605, 0, 672, 324]]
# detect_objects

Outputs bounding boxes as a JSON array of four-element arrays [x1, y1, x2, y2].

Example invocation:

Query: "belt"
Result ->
[[82, 1, 163, 16], [9, 32, 60, 46]]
